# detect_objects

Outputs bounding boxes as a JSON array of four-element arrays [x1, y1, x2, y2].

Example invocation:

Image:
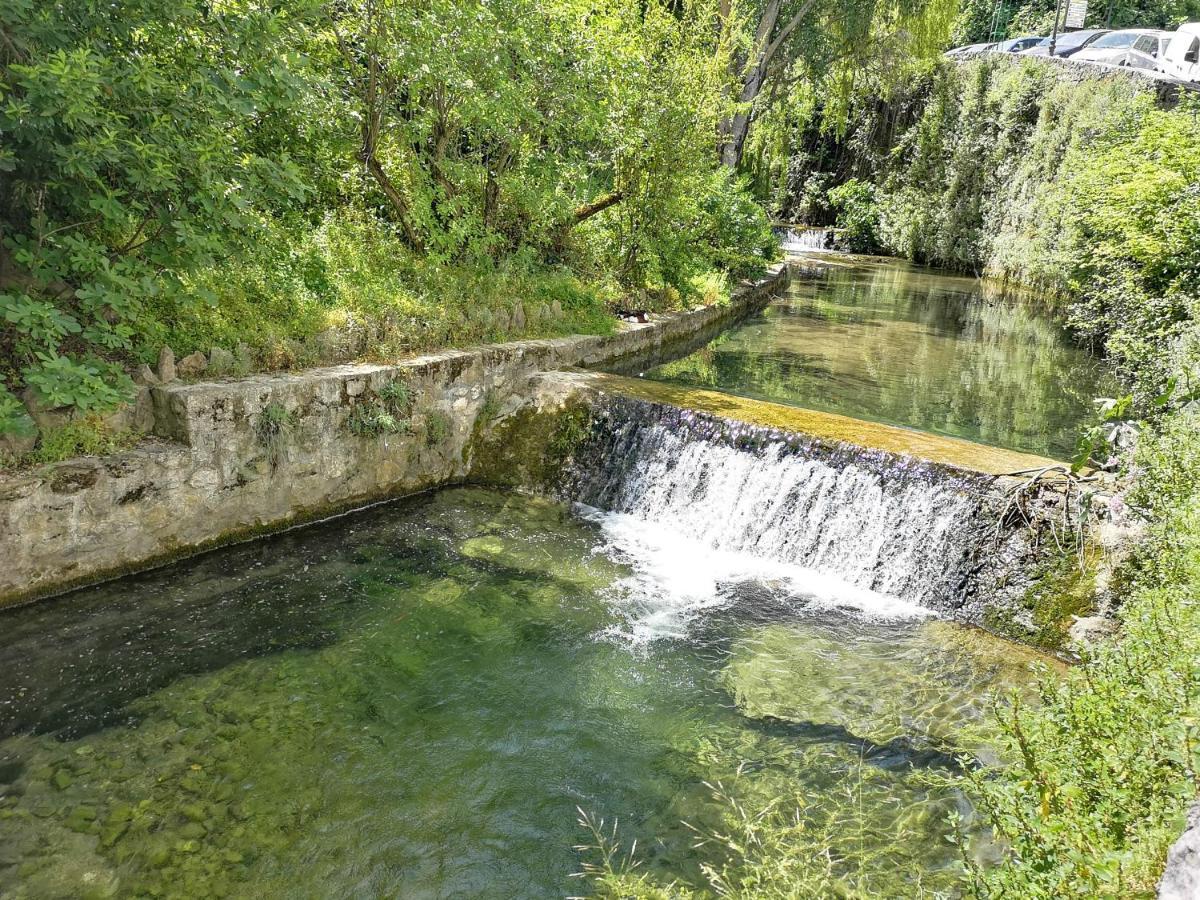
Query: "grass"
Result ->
[[960, 410, 1200, 898], [256, 402, 296, 469], [1, 415, 142, 472], [348, 379, 414, 437]]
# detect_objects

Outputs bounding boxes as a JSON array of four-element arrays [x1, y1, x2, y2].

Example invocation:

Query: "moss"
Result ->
[[466, 400, 594, 491], [986, 546, 1100, 650], [592, 372, 1064, 476]]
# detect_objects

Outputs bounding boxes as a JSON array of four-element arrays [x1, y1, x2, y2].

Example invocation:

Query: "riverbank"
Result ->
[[0, 266, 789, 608]]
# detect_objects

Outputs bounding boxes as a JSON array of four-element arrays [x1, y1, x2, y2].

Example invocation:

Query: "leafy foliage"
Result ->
[[0, 0, 779, 442], [965, 411, 1200, 898]]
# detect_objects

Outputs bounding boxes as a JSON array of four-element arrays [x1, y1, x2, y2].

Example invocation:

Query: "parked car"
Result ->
[[945, 41, 998, 56], [1072, 29, 1173, 70], [1160, 23, 1200, 81], [997, 36, 1045, 52], [1022, 29, 1110, 57]]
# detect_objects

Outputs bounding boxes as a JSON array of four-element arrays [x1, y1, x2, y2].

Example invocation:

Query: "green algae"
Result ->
[[593, 371, 1062, 477], [722, 619, 1062, 749]]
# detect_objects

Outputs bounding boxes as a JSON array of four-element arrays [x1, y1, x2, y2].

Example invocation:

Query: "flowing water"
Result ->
[[0, 487, 1051, 898], [618, 256, 1117, 459], [566, 399, 989, 610]]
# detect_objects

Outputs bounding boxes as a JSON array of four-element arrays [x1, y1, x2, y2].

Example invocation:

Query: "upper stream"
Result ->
[[0, 487, 1049, 898], [618, 255, 1116, 459]]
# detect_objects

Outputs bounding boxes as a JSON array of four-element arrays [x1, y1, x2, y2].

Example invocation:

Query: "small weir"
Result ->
[[566, 394, 989, 607], [776, 224, 836, 252]]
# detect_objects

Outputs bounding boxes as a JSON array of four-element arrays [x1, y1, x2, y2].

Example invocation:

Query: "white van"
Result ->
[[1161, 23, 1200, 81]]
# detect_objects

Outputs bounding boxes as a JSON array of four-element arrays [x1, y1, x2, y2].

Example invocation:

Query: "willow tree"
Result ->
[[718, 0, 959, 169]]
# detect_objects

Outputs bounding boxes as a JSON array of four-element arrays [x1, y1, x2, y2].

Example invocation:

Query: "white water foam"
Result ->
[[579, 504, 932, 645], [569, 421, 980, 607]]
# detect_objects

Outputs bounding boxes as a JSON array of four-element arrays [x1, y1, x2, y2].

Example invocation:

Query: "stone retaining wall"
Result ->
[[957, 49, 1189, 105], [0, 265, 789, 607]]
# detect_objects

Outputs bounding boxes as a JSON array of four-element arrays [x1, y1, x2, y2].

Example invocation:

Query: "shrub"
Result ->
[[828, 179, 880, 253]]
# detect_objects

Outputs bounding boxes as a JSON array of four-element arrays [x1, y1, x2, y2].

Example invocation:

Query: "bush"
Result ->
[[828, 179, 881, 253], [964, 411, 1200, 898]]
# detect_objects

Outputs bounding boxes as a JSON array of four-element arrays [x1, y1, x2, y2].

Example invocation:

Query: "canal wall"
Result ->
[[0, 265, 789, 607]]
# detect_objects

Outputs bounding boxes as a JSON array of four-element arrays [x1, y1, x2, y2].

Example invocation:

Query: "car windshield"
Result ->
[[1060, 31, 1102, 47], [1090, 32, 1141, 49]]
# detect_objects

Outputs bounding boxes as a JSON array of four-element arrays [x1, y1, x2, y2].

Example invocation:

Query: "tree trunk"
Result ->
[[719, 0, 818, 170], [364, 154, 423, 252]]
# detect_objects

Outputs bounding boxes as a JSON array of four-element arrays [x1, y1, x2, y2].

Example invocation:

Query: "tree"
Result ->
[[718, 0, 958, 170]]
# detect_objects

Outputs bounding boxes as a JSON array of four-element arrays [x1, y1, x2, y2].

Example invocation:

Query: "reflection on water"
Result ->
[[627, 257, 1116, 459], [0, 488, 1049, 897]]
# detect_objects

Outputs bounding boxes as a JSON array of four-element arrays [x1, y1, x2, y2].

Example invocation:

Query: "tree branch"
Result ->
[[572, 190, 624, 224]]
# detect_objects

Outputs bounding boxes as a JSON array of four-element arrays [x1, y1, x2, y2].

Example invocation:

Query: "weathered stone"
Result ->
[[132, 387, 156, 433], [208, 347, 236, 377], [21, 387, 71, 432], [537, 304, 552, 325], [0, 264, 790, 608], [550, 299, 564, 319], [157, 345, 177, 383], [493, 308, 510, 332], [234, 343, 254, 374], [0, 424, 37, 457], [1069, 615, 1118, 649], [134, 364, 160, 386], [511, 303, 526, 333], [176, 352, 208, 379], [1160, 803, 1200, 900]]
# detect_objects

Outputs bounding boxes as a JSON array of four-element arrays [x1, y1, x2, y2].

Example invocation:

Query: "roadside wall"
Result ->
[[0, 265, 788, 607]]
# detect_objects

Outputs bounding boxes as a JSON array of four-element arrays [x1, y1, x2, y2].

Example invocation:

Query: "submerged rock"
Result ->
[[721, 619, 1055, 749]]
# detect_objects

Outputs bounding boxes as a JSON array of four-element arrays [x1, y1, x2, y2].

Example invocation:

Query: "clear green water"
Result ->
[[0, 488, 1052, 898], [627, 257, 1117, 459]]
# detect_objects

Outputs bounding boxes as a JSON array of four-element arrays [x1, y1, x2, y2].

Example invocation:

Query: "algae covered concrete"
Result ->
[[0, 265, 789, 607], [582, 372, 1068, 477]]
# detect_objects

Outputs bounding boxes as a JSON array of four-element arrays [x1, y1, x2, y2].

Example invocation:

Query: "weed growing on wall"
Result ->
[[348, 380, 414, 438], [255, 403, 296, 470]]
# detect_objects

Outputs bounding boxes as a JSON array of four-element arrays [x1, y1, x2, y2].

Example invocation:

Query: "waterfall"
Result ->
[[563, 398, 988, 616], [777, 226, 835, 253]]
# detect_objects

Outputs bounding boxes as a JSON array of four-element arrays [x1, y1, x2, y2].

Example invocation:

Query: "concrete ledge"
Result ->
[[0, 265, 788, 607], [571, 371, 1066, 478]]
